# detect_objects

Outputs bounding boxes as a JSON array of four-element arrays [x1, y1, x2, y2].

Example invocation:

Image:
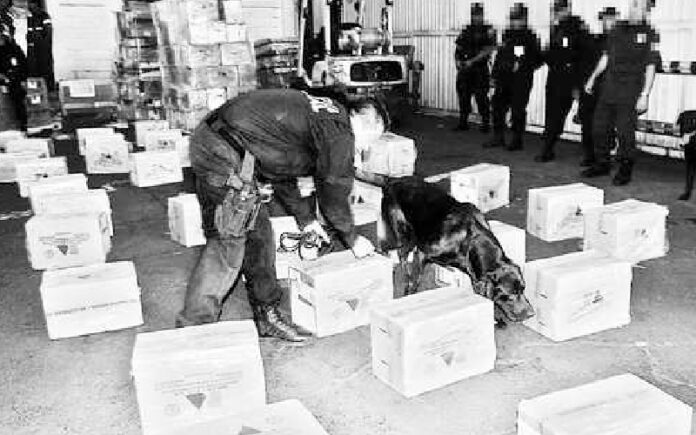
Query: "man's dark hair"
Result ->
[[345, 97, 391, 131]]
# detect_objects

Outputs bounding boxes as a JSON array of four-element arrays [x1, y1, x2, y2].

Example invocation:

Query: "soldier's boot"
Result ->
[[612, 159, 634, 186], [253, 303, 311, 343], [581, 162, 611, 178]]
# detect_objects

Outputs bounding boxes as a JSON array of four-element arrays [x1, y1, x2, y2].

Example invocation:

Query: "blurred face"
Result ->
[[553, 6, 571, 21], [471, 12, 484, 25], [627, 0, 649, 22], [601, 15, 618, 33], [510, 16, 526, 29], [350, 105, 386, 155]]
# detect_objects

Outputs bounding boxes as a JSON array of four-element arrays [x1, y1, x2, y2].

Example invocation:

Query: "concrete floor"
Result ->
[[1, 114, 696, 434]]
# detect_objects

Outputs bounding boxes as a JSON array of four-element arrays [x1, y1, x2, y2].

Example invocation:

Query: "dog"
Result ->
[[676, 111, 696, 201], [378, 176, 534, 327]]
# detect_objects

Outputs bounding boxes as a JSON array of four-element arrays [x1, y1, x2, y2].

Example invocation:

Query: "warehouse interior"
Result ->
[[1, 0, 696, 434]]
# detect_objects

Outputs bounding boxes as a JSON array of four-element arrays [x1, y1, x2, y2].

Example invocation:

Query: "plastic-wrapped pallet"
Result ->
[[165, 400, 329, 435], [27, 174, 89, 213], [289, 251, 394, 337], [15, 157, 69, 197], [489, 220, 526, 267], [527, 183, 604, 242], [360, 133, 417, 177], [131, 320, 266, 435], [4, 138, 51, 158], [523, 250, 632, 342], [371, 287, 495, 397], [168, 194, 206, 247], [25, 212, 112, 270], [130, 151, 184, 187], [40, 261, 143, 340], [583, 199, 669, 264], [85, 135, 131, 174], [76, 127, 115, 156], [517, 374, 693, 435], [449, 164, 510, 213], [32, 189, 114, 236]]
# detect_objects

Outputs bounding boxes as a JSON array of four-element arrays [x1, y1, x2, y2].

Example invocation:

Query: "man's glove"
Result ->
[[351, 235, 375, 259]]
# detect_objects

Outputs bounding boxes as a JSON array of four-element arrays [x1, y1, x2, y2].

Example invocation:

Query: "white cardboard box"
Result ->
[[527, 183, 604, 242], [130, 151, 184, 187], [28, 173, 89, 213], [0, 130, 25, 152], [271, 216, 302, 280], [371, 287, 495, 397], [0, 153, 44, 183], [450, 163, 510, 213], [131, 321, 266, 435], [177, 135, 191, 168], [489, 220, 526, 267], [76, 127, 114, 156], [40, 261, 143, 340], [352, 179, 383, 206], [15, 157, 69, 197], [25, 212, 112, 270], [523, 251, 633, 342], [133, 120, 170, 147], [361, 133, 416, 177], [517, 374, 693, 435], [32, 189, 113, 236], [583, 199, 669, 264], [168, 194, 206, 248], [434, 264, 473, 289], [164, 399, 329, 435], [289, 251, 394, 337], [85, 134, 130, 174], [4, 138, 52, 158], [142, 129, 183, 153]]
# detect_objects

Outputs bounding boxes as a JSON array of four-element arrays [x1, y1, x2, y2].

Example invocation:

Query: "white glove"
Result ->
[[302, 220, 330, 245], [351, 235, 375, 259]]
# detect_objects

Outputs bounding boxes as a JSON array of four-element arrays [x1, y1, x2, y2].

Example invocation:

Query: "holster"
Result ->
[[214, 181, 261, 238]]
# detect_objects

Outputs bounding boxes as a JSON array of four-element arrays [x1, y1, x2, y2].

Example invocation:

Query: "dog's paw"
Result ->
[[678, 192, 691, 201]]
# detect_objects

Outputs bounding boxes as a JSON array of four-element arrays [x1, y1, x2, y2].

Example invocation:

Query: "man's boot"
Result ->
[[253, 303, 311, 343], [534, 140, 555, 162], [612, 159, 634, 186], [580, 162, 611, 178], [483, 133, 505, 148], [454, 117, 469, 131], [507, 134, 523, 151]]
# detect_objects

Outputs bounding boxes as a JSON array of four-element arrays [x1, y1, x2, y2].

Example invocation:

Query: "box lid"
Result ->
[[586, 199, 669, 218], [35, 189, 111, 215], [292, 251, 392, 277], [452, 163, 509, 176]]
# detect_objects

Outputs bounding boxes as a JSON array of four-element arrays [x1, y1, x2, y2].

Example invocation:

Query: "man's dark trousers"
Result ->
[[541, 68, 575, 154], [177, 122, 281, 326], [457, 65, 490, 127], [591, 96, 638, 165], [492, 72, 534, 146]]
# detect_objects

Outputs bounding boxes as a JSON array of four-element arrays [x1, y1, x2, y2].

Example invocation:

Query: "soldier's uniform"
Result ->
[[0, 29, 28, 131], [454, 4, 496, 131], [586, 19, 660, 184], [536, 5, 590, 162], [27, 6, 54, 90], [486, 4, 543, 151]]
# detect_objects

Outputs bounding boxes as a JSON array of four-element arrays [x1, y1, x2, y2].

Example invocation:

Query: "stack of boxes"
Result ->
[[25, 77, 53, 129], [129, 120, 188, 187], [254, 38, 299, 89], [357, 132, 417, 178], [117, 1, 165, 121], [152, 0, 258, 131]]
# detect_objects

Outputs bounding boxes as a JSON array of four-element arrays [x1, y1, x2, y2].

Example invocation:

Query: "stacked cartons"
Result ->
[[25, 212, 112, 271], [523, 251, 632, 342], [289, 251, 394, 337], [167, 194, 207, 247], [76, 127, 115, 156], [527, 183, 604, 242], [32, 189, 114, 236], [583, 199, 669, 264], [142, 128, 183, 152], [4, 138, 51, 158], [130, 151, 184, 187], [517, 374, 693, 435], [27, 174, 89, 213], [164, 400, 329, 435], [370, 287, 496, 397], [25, 77, 53, 128], [0, 153, 46, 183], [449, 164, 510, 213], [40, 261, 143, 339], [360, 133, 417, 177], [84, 134, 131, 174], [15, 157, 70, 197], [131, 321, 266, 435], [133, 120, 170, 147]]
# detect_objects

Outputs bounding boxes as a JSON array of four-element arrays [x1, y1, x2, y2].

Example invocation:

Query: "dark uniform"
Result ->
[[589, 20, 660, 180], [454, 5, 496, 131], [0, 32, 28, 131], [488, 6, 543, 151], [178, 89, 356, 340], [578, 31, 610, 165], [27, 7, 54, 90], [536, 14, 590, 161]]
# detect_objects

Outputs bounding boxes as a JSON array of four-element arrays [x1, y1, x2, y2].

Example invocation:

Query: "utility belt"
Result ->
[[205, 111, 272, 238]]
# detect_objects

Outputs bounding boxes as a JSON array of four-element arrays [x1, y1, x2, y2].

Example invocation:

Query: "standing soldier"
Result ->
[[577, 7, 619, 167], [27, 0, 54, 90], [484, 3, 543, 151], [535, 0, 590, 162], [0, 24, 28, 131], [454, 2, 496, 132], [582, 0, 660, 186]]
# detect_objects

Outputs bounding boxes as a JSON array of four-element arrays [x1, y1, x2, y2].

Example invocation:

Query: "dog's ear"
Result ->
[[380, 183, 416, 251]]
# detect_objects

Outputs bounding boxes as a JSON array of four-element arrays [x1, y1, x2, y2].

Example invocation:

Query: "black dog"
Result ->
[[378, 176, 534, 327], [676, 111, 696, 201]]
